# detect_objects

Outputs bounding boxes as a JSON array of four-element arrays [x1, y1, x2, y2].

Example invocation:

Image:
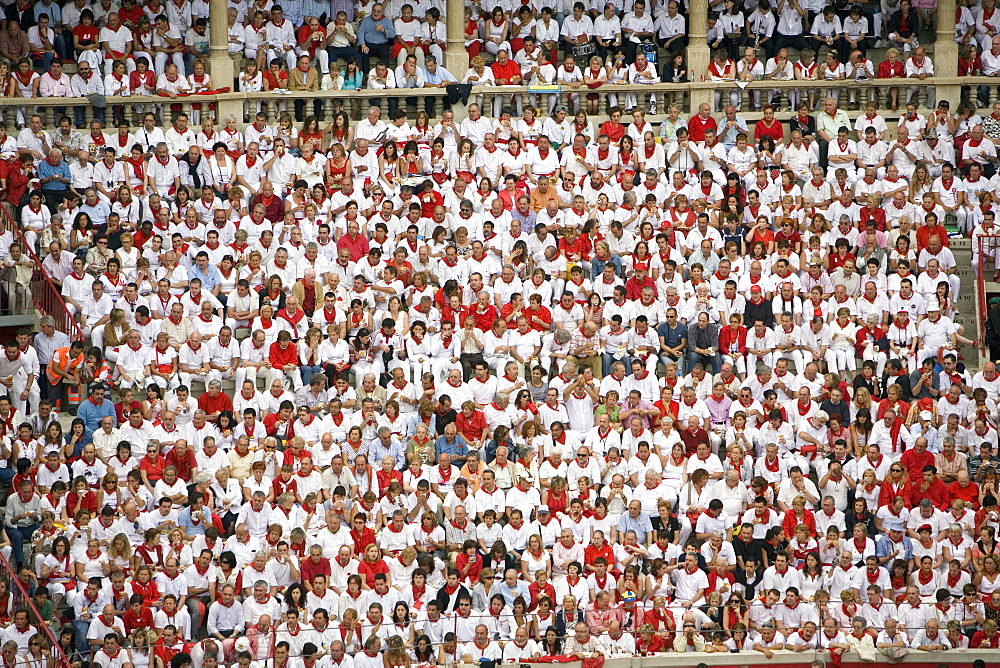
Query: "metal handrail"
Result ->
[[0, 543, 68, 668], [976, 234, 1000, 354], [0, 74, 983, 106], [0, 203, 83, 341]]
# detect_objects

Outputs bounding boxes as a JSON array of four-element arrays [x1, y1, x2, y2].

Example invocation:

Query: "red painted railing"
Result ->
[[0, 544, 68, 667], [0, 204, 83, 341]]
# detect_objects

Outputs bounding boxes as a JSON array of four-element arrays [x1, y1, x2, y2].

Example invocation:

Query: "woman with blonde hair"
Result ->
[[909, 163, 934, 203], [16, 634, 51, 668], [405, 425, 435, 468], [101, 308, 129, 364], [582, 55, 608, 115], [297, 327, 324, 386], [125, 628, 157, 668], [165, 527, 194, 568], [105, 533, 132, 577]]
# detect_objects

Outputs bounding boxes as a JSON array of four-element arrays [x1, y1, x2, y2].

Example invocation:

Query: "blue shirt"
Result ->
[[875, 534, 913, 562], [34, 1, 61, 23], [423, 66, 457, 86], [188, 262, 222, 293], [358, 16, 395, 45], [718, 116, 748, 148], [368, 435, 406, 470], [510, 208, 537, 234], [280, 0, 303, 26], [37, 158, 71, 192], [616, 511, 653, 543], [435, 434, 470, 459], [77, 397, 115, 438], [498, 579, 530, 607], [177, 506, 207, 536], [656, 320, 687, 349], [81, 200, 111, 226]]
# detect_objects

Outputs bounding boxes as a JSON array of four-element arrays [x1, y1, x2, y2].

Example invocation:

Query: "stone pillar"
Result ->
[[935, 0, 959, 108], [445, 0, 470, 121], [687, 0, 712, 114], [208, 0, 234, 86], [209, 0, 241, 123], [446, 0, 469, 80]]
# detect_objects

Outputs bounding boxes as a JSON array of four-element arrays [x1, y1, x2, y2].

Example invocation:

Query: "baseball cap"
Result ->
[[750, 285, 762, 292], [538, 505, 550, 513]]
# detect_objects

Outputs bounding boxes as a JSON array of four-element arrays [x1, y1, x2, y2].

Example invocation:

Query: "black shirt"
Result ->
[[735, 567, 765, 600], [760, 538, 789, 568], [733, 536, 767, 570], [853, 372, 882, 399], [820, 398, 850, 425], [744, 298, 775, 329]]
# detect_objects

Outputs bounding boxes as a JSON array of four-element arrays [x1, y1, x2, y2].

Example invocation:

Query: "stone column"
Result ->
[[934, 0, 959, 112], [446, 0, 470, 121], [687, 0, 712, 114], [935, 0, 958, 78], [209, 0, 241, 123], [446, 0, 469, 79], [208, 0, 234, 86]]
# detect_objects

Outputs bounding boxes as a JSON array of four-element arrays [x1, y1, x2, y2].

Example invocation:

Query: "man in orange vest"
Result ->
[[45, 340, 85, 412]]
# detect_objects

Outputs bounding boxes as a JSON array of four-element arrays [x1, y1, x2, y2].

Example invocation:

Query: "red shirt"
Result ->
[[782, 508, 817, 537], [351, 526, 376, 556], [877, 60, 905, 78], [471, 305, 499, 332], [490, 59, 521, 85], [598, 120, 625, 143], [123, 606, 155, 634], [970, 630, 1000, 649], [115, 400, 141, 426], [455, 551, 483, 584], [523, 305, 551, 332], [301, 556, 332, 585], [583, 543, 615, 569], [139, 454, 167, 483], [687, 115, 718, 143], [558, 235, 592, 261], [165, 448, 197, 482], [899, 447, 935, 481], [948, 480, 979, 509], [916, 224, 950, 252], [357, 558, 390, 588], [197, 391, 233, 417], [911, 477, 952, 510], [268, 341, 298, 368], [455, 409, 487, 444], [753, 118, 785, 144]]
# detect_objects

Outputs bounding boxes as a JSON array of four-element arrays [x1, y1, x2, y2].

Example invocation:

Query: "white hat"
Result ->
[[919, 410, 933, 420], [235, 638, 251, 653]]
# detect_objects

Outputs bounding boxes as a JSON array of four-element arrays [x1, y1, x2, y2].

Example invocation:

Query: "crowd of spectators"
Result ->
[[3, 1, 1000, 668]]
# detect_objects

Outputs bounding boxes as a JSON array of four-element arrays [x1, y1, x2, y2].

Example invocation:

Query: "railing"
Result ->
[[0, 76, 984, 128], [567, 653, 1000, 666], [0, 544, 68, 667], [0, 205, 83, 341], [976, 235, 1000, 357]]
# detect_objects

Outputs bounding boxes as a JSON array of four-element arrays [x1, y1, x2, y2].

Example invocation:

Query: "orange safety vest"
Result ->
[[47, 346, 84, 384]]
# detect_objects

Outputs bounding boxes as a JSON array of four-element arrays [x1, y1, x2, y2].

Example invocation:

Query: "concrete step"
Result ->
[[956, 245, 982, 371]]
